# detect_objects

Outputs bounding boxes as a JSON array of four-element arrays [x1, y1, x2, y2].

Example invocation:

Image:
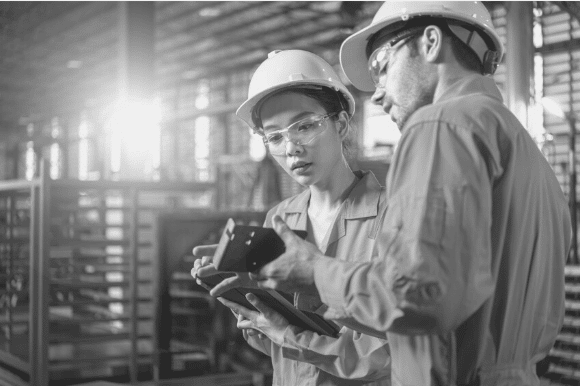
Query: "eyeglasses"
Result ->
[[368, 31, 422, 89], [259, 112, 338, 156]]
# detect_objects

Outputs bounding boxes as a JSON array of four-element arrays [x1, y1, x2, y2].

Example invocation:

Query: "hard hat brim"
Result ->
[[236, 79, 355, 129], [340, 6, 505, 92], [340, 20, 396, 93]]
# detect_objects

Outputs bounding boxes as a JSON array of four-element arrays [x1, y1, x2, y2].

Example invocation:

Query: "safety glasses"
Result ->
[[368, 29, 423, 89], [260, 112, 338, 156]]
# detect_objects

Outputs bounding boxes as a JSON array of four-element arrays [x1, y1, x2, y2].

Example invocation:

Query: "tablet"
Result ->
[[197, 272, 340, 338]]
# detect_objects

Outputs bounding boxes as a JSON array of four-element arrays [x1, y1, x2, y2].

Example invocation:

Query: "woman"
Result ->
[[193, 50, 391, 386]]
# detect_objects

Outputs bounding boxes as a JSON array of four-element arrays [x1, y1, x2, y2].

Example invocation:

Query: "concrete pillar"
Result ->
[[505, 2, 534, 127]]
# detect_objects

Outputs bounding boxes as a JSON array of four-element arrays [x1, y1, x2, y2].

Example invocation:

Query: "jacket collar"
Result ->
[[435, 73, 503, 105], [282, 170, 383, 220]]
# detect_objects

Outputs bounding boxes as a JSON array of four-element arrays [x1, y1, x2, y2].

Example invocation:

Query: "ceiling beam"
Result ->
[[157, 1, 263, 41], [23, 2, 116, 63], [1, 2, 92, 56], [155, 1, 223, 27], [158, 7, 329, 67], [157, 2, 308, 56], [159, 13, 346, 87], [160, 30, 346, 94]]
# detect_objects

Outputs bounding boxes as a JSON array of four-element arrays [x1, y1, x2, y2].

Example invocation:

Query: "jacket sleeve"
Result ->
[[314, 119, 498, 337], [280, 325, 391, 381]]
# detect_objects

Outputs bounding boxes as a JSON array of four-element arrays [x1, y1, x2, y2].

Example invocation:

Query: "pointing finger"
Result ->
[[272, 215, 298, 245]]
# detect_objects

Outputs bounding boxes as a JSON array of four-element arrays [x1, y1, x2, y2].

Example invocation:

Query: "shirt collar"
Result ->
[[435, 73, 503, 105], [283, 170, 383, 220]]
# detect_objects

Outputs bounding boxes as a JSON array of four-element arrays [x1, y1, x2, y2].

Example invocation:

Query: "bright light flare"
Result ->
[[541, 97, 566, 120], [107, 98, 162, 178]]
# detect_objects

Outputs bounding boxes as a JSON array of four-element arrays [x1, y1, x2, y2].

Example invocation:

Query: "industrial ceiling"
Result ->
[[0, 1, 386, 136], [0, 1, 579, 139]]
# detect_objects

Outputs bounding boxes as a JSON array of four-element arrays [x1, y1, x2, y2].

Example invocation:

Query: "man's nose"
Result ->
[[371, 87, 385, 106], [371, 87, 392, 113]]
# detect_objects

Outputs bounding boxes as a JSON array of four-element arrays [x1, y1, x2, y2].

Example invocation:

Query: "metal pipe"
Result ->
[[28, 173, 39, 385], [505, 2, 534, 126], [569, 115, 578, 264]]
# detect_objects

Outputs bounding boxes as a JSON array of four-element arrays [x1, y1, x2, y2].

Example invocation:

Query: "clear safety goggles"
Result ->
[[368, 29, 423, 89], [259, 112, 338, 156]]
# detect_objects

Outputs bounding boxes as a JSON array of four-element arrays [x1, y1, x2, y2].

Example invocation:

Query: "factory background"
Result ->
[[0, 1, 578, 385]]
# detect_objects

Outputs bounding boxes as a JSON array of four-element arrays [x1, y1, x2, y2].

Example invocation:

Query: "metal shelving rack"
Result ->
[[0, 163, 218, 386], [153, 210, 271, 383]]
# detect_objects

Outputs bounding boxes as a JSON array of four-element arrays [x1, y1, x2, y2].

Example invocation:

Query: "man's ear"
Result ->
[[421, 25, 444, 63], [335, 111, 350, 139]]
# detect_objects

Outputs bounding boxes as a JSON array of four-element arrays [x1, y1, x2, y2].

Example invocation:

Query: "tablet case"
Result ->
[[213, 218, 308, 272], [197, 272, 340, 338]]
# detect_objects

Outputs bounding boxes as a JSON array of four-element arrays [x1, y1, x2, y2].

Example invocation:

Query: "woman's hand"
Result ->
[[218, 293, 290, 346], [190, 245, 258, 297], [191, 244, 218, 279]]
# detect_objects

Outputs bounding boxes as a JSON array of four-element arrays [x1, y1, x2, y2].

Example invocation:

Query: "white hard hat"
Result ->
[[236, 50, 355, 129], [340, 1, 505, 92]]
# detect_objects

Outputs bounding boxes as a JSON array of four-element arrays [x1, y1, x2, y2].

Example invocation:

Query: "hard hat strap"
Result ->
[[367, 17, 500, 75]]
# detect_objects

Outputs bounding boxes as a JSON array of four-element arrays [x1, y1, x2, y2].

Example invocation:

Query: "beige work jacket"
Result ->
[[315, 74, 571, 386], [245, 170, 391, 386]]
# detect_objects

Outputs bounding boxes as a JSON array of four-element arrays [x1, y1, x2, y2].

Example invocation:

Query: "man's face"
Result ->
[[369, 34, 436, 130]]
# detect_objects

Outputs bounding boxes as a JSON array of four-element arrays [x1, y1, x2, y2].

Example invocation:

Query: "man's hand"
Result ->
[[218, 293, 291, 346], [191, 244, 257, 297], [252, 215, 323, 295]]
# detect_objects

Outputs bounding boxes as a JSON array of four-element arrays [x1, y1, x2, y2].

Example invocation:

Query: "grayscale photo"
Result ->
[[0, 2, 576, 386]]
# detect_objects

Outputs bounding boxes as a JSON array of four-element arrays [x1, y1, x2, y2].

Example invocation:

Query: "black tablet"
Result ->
[[213, 218, 308, 272]]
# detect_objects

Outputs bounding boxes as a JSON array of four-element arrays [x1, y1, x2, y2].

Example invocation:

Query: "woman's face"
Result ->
[[259, 92, 345, 187]]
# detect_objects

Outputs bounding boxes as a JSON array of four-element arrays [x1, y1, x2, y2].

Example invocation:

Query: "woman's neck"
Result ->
[[308, 161, 358, 214]]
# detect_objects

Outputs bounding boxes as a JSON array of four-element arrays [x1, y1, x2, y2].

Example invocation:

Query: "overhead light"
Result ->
[[199, 7, 221, 17]]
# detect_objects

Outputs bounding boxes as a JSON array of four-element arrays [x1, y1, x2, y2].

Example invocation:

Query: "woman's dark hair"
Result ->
[[252, 86, 354, 158], [251, 86, 348, 128]]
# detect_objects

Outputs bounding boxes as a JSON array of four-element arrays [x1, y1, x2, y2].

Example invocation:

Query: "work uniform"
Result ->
[[245, 170, 391, 386], [314, 74, 571, 386]]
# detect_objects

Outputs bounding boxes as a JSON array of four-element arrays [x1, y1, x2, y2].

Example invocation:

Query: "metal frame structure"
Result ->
[[0, 162, 219, 385]]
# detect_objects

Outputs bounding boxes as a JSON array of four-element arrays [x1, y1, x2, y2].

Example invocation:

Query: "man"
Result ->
[[195, 2, 571, 385]]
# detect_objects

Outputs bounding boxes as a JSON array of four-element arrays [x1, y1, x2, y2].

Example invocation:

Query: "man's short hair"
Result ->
[[371, 17, 485, 75]]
